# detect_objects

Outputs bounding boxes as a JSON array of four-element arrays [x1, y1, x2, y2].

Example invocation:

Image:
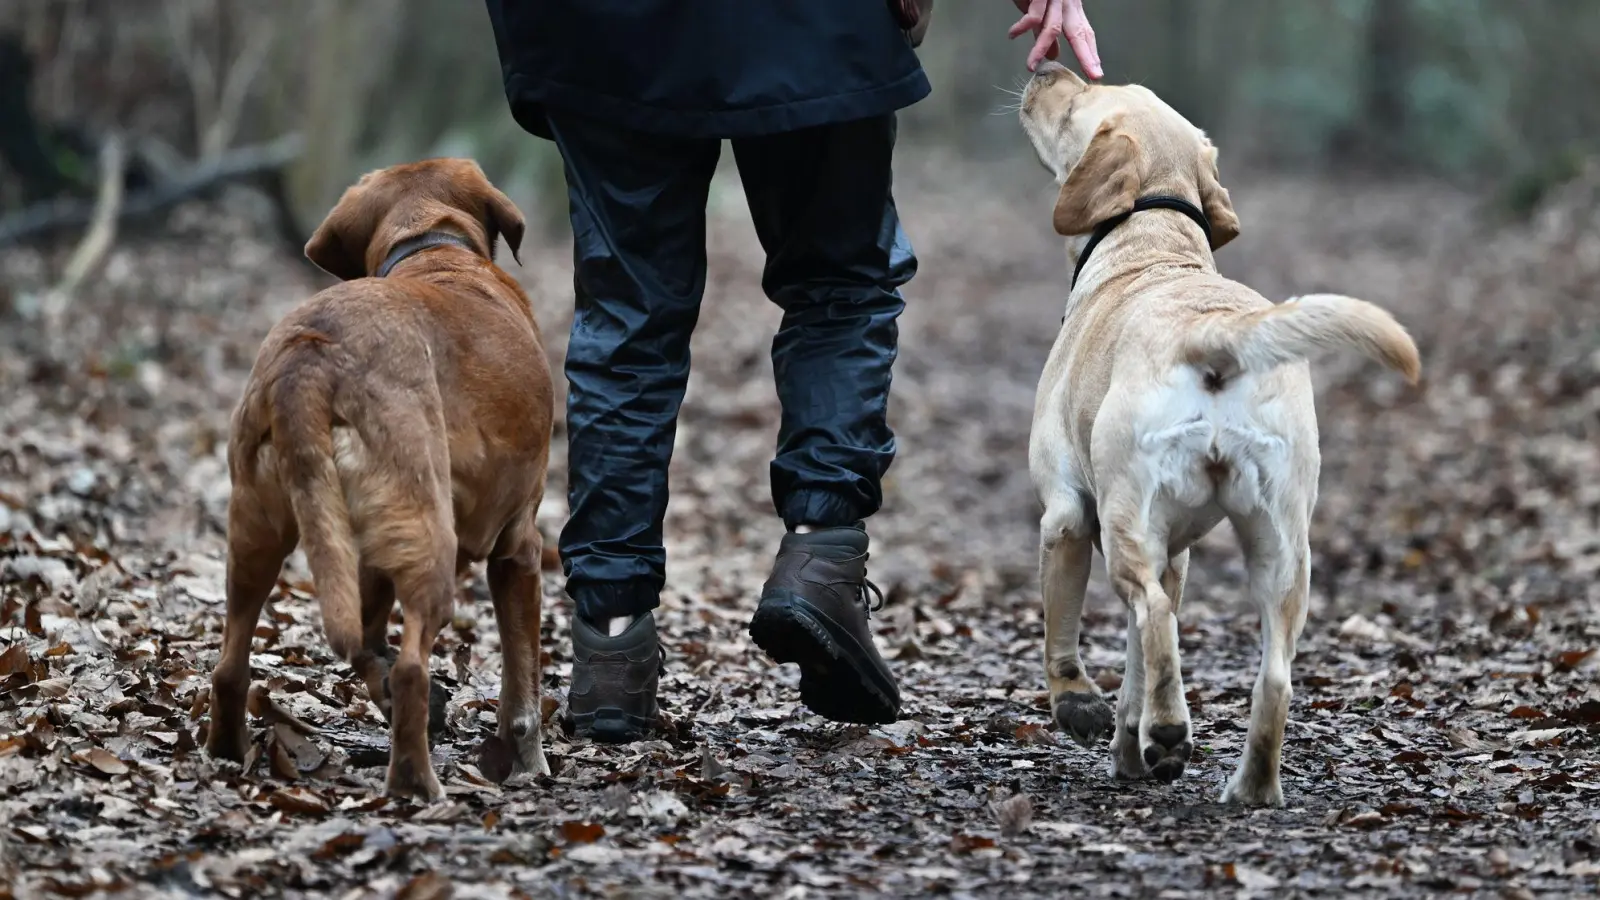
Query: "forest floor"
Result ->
[[2, 153, 1599, 898]]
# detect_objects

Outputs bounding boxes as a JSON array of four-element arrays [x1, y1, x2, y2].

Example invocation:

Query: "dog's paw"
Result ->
[[1140, 722, 1192, 784], [1220, 776, 1283, 807], [203, 724, 250, 765], [1053, 691, 1115, 747], [1220, 762, 1285, 807], [386, 759, 445, 804], [1109, 724, 1147, 779]]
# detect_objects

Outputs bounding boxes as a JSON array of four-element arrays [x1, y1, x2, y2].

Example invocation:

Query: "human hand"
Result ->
[[1008, 0, 1102, 79]]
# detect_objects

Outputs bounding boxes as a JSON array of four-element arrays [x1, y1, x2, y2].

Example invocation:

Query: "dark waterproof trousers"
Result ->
[[548, 111, 915, 624]]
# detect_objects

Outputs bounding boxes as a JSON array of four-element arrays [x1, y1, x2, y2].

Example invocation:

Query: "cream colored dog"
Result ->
[[1018, 62, 1421, 806]]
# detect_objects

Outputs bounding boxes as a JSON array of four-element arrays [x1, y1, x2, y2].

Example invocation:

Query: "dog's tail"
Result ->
[[1183, 294, 1421, 384], [267, 363, 364, 663]]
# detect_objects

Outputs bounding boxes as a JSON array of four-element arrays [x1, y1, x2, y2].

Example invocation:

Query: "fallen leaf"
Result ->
[[1013, 723, 1056, 746], [1560, 700, 1600, 726], [267, 734, 299, 781], [247, 684, 318, 734], [268, 787, 331, 816], [949, 833, 996, 853], [1553, 649, 1595, 672], [79, 747, 129, 777], [0, 644, 30, 679], [1342, 810, 1386, 829], [35, 677, 71, 698], [1233, 865, 1281, 890], [395, 871, 453, 900], [989, 793, 1033, 837], [412, 803, 469, 823], [559, 821, 604, 845], [700, 743, 728, 780], [311, 832, 366, 861], [478, 735, 515, 784]]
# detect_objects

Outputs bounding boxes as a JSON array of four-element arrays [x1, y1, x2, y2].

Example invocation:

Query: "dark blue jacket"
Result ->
[[484, 0, 931, 140]]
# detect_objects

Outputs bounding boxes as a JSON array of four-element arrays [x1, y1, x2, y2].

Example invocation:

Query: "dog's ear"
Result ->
[[1052, 116, 1144, 236], [304, 183, 379, 281], [1197, 138, 1241, 250], [480, 181, 525, 267]]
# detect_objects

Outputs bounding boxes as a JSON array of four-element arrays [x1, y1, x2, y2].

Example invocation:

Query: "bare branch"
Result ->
[[41, 134, 126, 350], [202, 12, 278, 158], [0, 133, 305, 248]]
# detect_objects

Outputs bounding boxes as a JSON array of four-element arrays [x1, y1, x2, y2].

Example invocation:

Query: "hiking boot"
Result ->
[[748, 524, 901, 724], [568, 613, 662, 743]]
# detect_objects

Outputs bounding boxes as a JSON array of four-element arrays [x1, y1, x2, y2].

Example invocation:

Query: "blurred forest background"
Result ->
[[2, 0, 1597, 247]]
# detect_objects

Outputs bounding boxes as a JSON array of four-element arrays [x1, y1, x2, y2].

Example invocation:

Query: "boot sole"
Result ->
[[570, 707, 653, 744], [749, 592, 900, 725]]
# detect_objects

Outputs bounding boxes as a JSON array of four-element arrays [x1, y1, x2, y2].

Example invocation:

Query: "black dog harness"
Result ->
[[375, 231, 479, 278], [1070, 195, 1215, 289]]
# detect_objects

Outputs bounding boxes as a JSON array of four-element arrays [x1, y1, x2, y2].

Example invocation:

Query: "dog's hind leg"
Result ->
[[488, 507, 551, 777], [1110, 548, 1187, 779], [1040, 495, 1111, 747], [207, 492, 293, 763], [1102, 501, 1192, 784], [356, 566, 396, 719], [1220, 508, 1310, 807], [382, 527, 454, 803]]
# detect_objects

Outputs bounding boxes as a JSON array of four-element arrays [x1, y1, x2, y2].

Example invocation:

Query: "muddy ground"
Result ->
[[2, 153, 1599, 898]]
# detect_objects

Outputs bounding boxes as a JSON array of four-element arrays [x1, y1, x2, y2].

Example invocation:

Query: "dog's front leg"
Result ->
[[488, 539, 551, 778], [1040, 501, 1113, 747]]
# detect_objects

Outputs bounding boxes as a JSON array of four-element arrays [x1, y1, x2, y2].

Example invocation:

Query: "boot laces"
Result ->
[[859, 553, 886, 617]]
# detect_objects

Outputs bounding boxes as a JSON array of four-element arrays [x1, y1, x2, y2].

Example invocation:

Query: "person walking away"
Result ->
[[484, 0, 1101, 742]]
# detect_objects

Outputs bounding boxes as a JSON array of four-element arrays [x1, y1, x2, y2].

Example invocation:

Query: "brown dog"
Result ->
[[205, 159, 554, 801]]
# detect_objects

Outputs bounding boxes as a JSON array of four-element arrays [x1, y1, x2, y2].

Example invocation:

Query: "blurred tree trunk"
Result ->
[[284, 0, 400, 229], [1342, 0, 1414, 168], [285, 1, 361, 228], [1362, 0, 1411, 151], [1163, 0, 1205, 128]]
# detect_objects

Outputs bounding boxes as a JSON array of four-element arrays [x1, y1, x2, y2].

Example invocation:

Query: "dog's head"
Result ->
[[304, 158, 526, 281], [1019, 62, 1239, 250]]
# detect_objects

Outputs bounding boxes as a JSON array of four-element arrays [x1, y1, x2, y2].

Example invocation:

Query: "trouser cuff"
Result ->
[[780, 490, 868, 531], [568, 580, 661, 624]]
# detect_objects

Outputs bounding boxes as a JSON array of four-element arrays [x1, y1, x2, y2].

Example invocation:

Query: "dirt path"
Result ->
[[2, 159, 1599, 898]]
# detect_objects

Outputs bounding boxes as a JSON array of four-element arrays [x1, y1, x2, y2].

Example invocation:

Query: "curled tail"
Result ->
[[1183, 293, 1421, 384], [268, 367, 364, 661]]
